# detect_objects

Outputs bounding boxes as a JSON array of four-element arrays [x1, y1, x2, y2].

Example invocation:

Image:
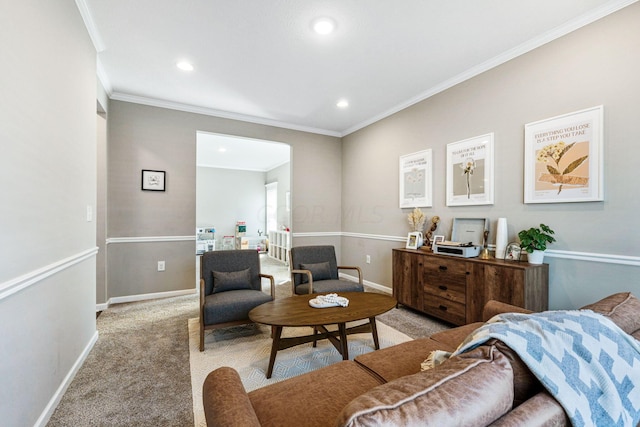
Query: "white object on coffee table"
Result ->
[[309, 293, 350, 308]]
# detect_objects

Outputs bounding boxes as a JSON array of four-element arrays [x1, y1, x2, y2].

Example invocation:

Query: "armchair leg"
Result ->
[[200, 326, 205, 352]]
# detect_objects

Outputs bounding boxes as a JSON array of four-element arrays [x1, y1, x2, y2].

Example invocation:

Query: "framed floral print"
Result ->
[[524, 105, 604, 203], [446, 133, 494, 206]]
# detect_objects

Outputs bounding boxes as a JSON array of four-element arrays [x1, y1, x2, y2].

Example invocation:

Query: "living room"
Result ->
[[2, 1, 640, 426]]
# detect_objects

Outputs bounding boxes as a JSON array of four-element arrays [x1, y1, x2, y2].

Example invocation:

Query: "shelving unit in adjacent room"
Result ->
[[268, 230, 290, 265]]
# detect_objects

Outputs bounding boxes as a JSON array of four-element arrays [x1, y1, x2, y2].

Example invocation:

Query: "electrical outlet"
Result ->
[[366, 255, 371, 264], [157, 261, 165, 271]]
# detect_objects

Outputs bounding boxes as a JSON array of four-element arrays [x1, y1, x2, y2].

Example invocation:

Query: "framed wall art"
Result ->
[[524, 105, 604, 203], [446, 133, 494, 206], [399, 149, 432, 208], [141, 169, 166, 191]]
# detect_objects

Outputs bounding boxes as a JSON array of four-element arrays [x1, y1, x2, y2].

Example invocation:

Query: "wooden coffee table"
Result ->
[[249, 292, 397, 378]]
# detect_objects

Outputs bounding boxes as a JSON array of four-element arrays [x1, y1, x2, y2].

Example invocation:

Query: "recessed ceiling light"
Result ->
[[336, 99, 349, 108], [313, 18, 336, 35], [218, 147, 227, 153], [176, 61, 194, 71]]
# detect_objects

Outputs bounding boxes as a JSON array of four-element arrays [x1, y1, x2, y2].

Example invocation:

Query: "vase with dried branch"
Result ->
[[407, 207, 426, 232]]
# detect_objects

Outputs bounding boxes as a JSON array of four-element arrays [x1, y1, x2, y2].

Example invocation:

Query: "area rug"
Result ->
[[188, 317, 412, 426]]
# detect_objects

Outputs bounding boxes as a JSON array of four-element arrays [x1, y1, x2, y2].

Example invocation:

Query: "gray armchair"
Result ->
[[289, 245, 364, 295], [199, 250, 275, 351]]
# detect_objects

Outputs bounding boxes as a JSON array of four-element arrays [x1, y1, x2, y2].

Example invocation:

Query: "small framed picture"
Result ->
[[431, 235, 445, 250], [141, 170, 166, 191], [406, 232, 420, 250], [505, 242, 522, 262]]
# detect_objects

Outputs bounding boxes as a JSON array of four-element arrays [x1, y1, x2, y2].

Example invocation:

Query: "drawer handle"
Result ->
[[439, 305, 448, 311], [439, 266, 447, 271], [438, 285, 448, 291]]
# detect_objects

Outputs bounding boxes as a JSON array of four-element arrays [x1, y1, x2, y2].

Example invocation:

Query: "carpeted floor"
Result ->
[[47, 294, 198, 427], [47, 255, 451, 426]]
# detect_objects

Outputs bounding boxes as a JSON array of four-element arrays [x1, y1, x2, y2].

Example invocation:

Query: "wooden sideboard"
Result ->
[[392, 248, 549, 325]]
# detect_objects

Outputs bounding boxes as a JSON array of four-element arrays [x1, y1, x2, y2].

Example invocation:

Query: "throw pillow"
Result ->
[[337, 346, 514, 427], [299, 261, 332, 283], [212, 268, 252, 293]]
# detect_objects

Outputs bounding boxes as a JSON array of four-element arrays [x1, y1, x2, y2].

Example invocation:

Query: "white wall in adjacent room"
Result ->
[[196, 167, 267, 239]]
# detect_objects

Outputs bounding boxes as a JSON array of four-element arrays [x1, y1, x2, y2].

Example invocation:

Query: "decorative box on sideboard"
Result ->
[[392, 248, 549, 326]]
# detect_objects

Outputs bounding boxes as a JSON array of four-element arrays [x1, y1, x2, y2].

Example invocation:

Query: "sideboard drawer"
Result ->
[[422, 259, 468, 289], [423, 280, 466, 304], [423, 296, 466, 325]]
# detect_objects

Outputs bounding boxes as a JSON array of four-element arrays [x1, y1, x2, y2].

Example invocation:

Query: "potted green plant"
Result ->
[[517, 224, 556, 264]]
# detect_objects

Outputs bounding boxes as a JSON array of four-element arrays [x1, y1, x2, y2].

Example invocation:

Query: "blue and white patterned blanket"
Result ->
[[451, 310, 640, 427]]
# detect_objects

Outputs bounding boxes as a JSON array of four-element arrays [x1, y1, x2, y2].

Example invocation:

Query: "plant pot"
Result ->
[[527, 250, 545, 264]]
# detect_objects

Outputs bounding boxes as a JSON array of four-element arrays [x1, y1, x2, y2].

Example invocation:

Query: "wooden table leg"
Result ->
[[338, 323, 348, 360], [267, 326, 283, 379], [369, 317, 380, 350]]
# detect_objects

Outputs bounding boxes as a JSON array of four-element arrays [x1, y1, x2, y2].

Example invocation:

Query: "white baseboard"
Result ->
[[35, 330, 99, 427], [339, 272, 391, 294], [96, 287, 197, 311]]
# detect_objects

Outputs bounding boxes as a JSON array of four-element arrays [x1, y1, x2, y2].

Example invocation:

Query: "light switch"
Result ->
[[86, 205, 93, 222]]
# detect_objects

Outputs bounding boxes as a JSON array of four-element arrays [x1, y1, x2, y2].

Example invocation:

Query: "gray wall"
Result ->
[[107, 100, 341, 299], [197, 167, 267, 238], [341, 2, 640, 309], [0, 1, 97, 425]]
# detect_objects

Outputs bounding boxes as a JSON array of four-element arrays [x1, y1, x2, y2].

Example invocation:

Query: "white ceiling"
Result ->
[[81, 0, 634, 137], [196, 132, 290, 172]]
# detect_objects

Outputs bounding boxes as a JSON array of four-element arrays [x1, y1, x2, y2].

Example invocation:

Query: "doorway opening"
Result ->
[[195, 131, 291, 276]]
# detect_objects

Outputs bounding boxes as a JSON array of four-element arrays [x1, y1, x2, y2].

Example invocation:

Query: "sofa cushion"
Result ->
[[355, 337, 458, 382], [300, 261, 332, 283], [203, 290, 272, 324], [338, 345, 514, 427], [212, 268, 252, 293], [429, 322, 484, 349], [467, 340, 542, 407], [248, 361, 383, 427], [489, 391, 569, 427], [295, 279, 363, 295], [581, 292, 640, 337]]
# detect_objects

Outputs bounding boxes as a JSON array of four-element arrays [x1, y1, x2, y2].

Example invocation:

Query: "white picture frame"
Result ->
[[524, 105, 604, 203], [446, 133, 494, 206], [399, 150, 433, 208], [406, 232, 420, 249], [431, 235, 445, 250]]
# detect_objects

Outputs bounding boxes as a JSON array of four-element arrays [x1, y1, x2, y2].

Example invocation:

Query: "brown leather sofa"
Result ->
[[203, 292, 640, 427]]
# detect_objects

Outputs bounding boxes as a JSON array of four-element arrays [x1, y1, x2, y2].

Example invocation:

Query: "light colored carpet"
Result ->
[[47, 255, 450, 426], [189, 317, 412, 427]]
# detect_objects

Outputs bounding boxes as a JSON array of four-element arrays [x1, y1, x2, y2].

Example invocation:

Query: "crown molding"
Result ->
[[341, 0, 639, 136], [75, 0, 105, 52], [96, 57, 112, 95], [109, 92, 342, 138]]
